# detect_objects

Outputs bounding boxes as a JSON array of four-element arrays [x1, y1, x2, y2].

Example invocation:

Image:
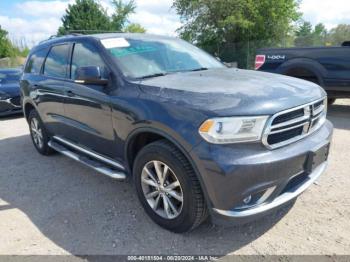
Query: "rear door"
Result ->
[[63, 40, 115, 157], [26, 44, 71, 136]]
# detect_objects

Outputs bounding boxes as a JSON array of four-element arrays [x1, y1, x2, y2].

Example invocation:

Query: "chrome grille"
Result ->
[[263, 98, 327, 149]]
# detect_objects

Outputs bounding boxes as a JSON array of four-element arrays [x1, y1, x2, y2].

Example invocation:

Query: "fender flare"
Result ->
[[124, 126, 194, 170], [22, 100, 38, 121]]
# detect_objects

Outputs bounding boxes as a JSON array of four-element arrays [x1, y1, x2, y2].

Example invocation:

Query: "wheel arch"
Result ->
[[276, 58, 326, 86], [124, 127, 212, 209], [23, 102, 36, 122], [125, 127, 194, 173]]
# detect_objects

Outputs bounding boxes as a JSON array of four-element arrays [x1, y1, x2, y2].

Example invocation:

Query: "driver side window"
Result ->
[[71, 43, 108, 80]]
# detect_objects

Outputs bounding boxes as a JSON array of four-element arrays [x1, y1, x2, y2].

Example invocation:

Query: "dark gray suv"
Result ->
[[20, 33, 333, 232]]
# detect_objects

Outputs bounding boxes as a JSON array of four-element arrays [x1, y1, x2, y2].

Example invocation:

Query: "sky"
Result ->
[[0, 0, 350, 48]]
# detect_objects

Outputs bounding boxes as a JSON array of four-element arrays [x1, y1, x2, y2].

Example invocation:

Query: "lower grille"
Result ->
[[263, 98, 327, 149], [280, 172, 309, 194]]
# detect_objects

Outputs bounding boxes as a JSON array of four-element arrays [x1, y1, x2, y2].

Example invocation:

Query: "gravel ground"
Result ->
[[0, 100, 349, 256]]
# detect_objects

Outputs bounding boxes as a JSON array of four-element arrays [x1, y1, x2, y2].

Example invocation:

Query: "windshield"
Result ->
[[0, 71, 21, 84], [102, 37, 224, 79]]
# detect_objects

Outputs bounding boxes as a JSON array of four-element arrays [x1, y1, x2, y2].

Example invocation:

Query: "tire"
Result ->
[[28, 110, 54, 155], [133, 140, 208, 233], [328, 98, 336, 105]]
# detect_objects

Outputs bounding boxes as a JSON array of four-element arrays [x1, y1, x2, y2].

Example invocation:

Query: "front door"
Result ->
[[63, 41, 115, 158]]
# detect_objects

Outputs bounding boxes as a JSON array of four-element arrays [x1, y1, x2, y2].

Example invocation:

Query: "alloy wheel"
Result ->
[[141, 160, 183, 219], [30, 118, 44, 149]]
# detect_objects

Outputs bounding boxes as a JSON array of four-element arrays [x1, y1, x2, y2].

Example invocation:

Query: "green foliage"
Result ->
[[58, 0, 141, 35], [124, 23, 146, 33], [173, 0, 300, 68], [294, 21, 327, 47], [327, 24, 350, 46], [0, 26, 29, 63], [58, 0, 111, 35], [0, 26, 16, 58], [111, 0, 136, 31], [19, 47, 31, 57]]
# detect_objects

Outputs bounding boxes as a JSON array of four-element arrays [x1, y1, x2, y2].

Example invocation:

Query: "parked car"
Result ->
[[0, 68, 22, 116], [255, 41, 350, 105], [21, 33, 333, 233]]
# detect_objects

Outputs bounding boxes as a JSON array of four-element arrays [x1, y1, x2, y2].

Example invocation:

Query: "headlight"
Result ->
[[199, 116, 269, 144]]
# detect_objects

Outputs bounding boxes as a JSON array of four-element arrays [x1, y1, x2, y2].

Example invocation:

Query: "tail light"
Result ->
[[255, 55, 266, 70]]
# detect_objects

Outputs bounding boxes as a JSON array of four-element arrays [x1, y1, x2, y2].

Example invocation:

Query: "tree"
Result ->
[[173, 0, 300, 68], [124, 23, 146, 33], [294, 21, 327, 47], [57, 0, 139, 35], [313, 23, 327, 46], [58, 0, 111, 35], [0, 26, 16, 58], [294, 21, 313, 47], [328, 24, 350, 46], [111, 0, 136, 31]]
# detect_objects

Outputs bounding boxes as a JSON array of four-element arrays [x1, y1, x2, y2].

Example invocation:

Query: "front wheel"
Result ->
[[133, 140, 207, 233]]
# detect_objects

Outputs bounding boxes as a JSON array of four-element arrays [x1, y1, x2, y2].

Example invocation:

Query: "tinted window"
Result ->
[[44, 44, 70, 78], [71, 43, 108, 80], [25, 48, 48, 74]]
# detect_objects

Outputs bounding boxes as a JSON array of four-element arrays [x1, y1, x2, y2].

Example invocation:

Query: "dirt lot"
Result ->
[[0, 100, 349, 256]]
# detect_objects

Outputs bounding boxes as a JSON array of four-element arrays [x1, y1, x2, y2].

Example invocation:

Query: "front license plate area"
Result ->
[[305, 143, 330, 173]]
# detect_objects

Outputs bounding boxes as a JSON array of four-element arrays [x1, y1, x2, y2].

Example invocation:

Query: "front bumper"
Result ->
[[0, 97, 22, 116], [190, 120, 333, 225]]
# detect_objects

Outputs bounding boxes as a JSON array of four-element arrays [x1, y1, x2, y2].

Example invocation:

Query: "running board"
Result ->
[[48, 140, 126, 181]]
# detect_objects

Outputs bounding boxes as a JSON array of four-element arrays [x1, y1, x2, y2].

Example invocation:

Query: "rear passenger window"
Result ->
[[25, 48, 48, 74], [44, 44, 70, 78], [71, 43, 108, 80]]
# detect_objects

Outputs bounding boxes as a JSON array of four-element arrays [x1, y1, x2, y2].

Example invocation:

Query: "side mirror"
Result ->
[[75, 66, 108, 85]]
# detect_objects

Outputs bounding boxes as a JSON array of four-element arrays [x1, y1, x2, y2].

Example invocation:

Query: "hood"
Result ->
[[0, 83, 20, 97], [138, 68, 326, 116]]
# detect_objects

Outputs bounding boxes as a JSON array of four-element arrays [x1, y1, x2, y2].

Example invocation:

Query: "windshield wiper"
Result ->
[[189, 67, 208, 72], [138, 72, 168, 79]]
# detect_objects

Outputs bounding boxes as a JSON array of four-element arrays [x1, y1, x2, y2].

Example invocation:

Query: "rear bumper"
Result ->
[[190, 120, 333, 225]]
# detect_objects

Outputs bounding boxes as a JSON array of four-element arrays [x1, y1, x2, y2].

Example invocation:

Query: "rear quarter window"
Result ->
[[24, 48, 48, 74]]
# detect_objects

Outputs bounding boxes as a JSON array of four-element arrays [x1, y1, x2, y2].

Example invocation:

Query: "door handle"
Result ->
[[66, 90, 75, 97]]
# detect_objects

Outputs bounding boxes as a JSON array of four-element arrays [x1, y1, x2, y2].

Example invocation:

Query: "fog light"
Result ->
[[234, 186, 277, 211], [243, 195, 252, 204]]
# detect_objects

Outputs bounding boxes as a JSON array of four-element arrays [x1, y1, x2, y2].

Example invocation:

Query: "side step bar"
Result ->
[[53, 136, 125, 171], [48, 140, 126, 181]]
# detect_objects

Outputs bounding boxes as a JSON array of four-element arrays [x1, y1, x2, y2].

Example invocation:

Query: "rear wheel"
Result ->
[[28, 110, 54, 155], [133, 140, 207, 233]]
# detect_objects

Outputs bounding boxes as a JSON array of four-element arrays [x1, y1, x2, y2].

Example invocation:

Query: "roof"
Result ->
[[37, 33, 177, 47]]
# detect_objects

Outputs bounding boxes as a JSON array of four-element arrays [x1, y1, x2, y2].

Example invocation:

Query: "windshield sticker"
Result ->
[[110, 45, 157, 57], [101, 38, 130, 49]]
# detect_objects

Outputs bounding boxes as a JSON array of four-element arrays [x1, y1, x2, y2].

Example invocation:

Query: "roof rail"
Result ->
[[68, 30, 123, 34], [39, 33, 83, 44], [38, 30, 124, 45]]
